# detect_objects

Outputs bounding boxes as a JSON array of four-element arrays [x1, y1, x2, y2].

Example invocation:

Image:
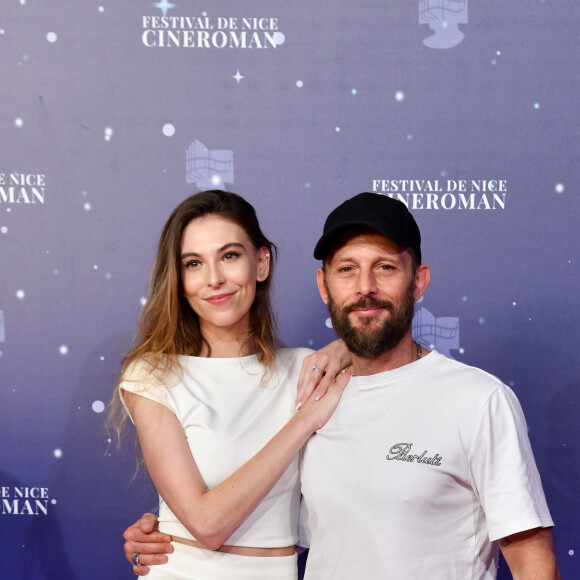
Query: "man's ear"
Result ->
[[316, 268, 329, 304], [413, 264, 431, 301]]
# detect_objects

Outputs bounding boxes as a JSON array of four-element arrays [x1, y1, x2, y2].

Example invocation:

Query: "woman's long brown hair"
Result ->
[[108, 190, 277, 443]]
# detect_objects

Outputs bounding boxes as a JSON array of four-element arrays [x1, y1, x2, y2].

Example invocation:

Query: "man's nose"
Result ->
[[356, 269, 378, 296]]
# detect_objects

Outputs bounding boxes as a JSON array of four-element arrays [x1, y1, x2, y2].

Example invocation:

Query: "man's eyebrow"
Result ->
[[332, 253, 400, 263]]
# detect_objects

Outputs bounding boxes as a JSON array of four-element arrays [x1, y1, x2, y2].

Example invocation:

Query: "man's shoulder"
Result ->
[[427, 350, 506, 397]]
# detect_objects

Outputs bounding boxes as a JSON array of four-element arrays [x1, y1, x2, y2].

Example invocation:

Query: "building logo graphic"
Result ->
[[186, 140, 234, 190], [413, 306, 460, 359], [419, 0, 468, 49]]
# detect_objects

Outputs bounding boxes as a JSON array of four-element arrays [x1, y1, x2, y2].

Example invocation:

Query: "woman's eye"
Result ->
[[184, 260, 200, 270], [223, 251, 241, 261]]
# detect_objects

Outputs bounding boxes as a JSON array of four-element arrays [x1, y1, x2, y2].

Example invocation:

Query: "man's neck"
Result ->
[[351, 334, 423, 376]]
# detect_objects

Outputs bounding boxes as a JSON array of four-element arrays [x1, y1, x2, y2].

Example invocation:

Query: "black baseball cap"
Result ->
[[313, 192, 422, 263]]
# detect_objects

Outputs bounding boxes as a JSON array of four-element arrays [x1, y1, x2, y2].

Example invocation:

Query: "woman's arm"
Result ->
[[124, 367, 350, 551]]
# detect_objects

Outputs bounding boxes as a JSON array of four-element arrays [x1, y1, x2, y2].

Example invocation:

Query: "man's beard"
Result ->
[[326, 279, 416, 359]]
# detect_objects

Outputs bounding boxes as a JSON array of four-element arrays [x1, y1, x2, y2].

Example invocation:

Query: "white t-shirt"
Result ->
[[299, 350, 553, 580], [120, 347, 311, 548]]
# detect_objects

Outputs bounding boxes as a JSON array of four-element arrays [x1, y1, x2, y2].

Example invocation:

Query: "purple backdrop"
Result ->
[[1, 1, 578, 578]]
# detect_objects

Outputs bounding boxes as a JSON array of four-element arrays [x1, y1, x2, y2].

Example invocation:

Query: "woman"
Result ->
[[110, 190, 351, 579]]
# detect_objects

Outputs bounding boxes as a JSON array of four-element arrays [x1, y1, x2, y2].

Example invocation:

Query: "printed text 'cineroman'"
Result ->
[[0, 173, 45, 204], [372, 179, 507, 210], [142, 16, 282, 49], [1, 486, 50, 516]]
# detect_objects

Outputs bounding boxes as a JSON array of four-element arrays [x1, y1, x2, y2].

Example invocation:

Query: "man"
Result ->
[[124, 192, 559, 578], [298, 192, 558, 578]]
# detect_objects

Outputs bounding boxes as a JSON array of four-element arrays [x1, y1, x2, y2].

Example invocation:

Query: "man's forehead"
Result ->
[[327, 230, 408, 261]]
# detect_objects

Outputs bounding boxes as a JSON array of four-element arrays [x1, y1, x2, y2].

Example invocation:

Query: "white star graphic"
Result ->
[[153, 0, 177, 17], [233, 70, 244, 83]]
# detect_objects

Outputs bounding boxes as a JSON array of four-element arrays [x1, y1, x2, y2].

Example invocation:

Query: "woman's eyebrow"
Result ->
[[180, 242, 246, 260]]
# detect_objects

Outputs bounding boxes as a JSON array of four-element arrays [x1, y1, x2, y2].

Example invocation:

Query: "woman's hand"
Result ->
[[296, 340, 352, 410], [295, 364, 352, 432]]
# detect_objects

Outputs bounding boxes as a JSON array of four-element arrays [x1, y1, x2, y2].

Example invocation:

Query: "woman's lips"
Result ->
[[206, 293, 234, 306]]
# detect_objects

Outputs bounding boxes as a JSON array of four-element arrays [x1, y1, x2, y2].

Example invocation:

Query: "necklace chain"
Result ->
[[415, 340, 422, 361]]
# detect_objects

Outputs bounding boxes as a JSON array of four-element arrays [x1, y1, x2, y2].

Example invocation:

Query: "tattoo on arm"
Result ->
[[499, 537, 512, 548]]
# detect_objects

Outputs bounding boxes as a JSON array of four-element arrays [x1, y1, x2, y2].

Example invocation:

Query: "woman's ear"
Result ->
[[256, 247, 270, 282]]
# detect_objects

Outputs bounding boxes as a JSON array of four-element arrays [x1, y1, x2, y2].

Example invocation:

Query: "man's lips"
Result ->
[[347, 299, 393, 317], [350, 306, 385, 317]]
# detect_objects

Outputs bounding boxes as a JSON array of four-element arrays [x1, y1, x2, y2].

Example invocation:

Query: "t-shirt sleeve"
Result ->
[[468, 383, 554, 541], [118, 360, 177, 422]]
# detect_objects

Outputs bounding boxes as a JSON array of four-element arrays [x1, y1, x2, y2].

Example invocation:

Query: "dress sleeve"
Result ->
[[468, 383, 554, 541], [297, 495, 311, 548], [297, 449, 311, 548], [118, 360, 177, 422]]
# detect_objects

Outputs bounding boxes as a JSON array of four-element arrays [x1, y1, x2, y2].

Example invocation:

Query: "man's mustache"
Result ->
[[345, 297, 394, 314]]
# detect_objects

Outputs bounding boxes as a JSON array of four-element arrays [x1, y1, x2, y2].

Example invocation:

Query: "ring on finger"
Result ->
[[132, 553, 142, 567], [312, 365, 326, 376]]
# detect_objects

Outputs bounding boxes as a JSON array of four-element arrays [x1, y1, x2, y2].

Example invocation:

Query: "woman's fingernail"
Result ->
[[295, 402, 302, 411]]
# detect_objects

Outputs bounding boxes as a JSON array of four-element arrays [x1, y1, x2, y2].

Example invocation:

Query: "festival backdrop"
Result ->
[[1, 1, 578, 578]]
